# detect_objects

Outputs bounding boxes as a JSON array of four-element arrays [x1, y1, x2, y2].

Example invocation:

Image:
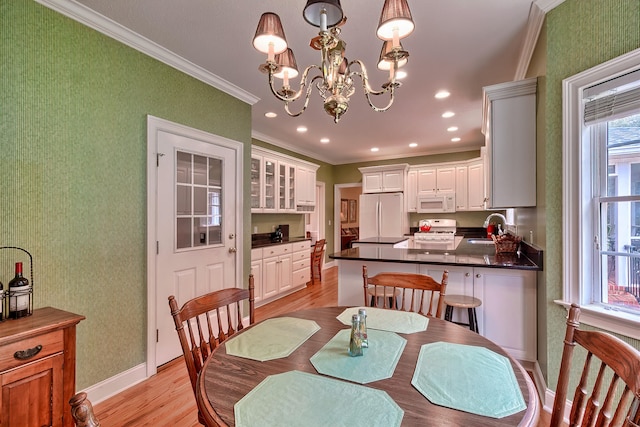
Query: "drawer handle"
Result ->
[[14, 344, 43, 360]]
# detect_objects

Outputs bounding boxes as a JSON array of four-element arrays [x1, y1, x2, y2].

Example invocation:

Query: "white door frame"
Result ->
[[146, 115, 244, 377], [334, 183, 362, 254]]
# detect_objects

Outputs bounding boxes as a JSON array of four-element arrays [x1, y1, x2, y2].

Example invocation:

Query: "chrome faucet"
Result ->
[[483, 213, 507, 228]]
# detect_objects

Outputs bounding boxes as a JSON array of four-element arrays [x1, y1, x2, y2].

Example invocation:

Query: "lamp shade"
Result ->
[[303, 0, 344, 28], [376, 0, 415, 41], [273, 48, 299, 79], [253, 12, 288, 55], [377, 40, 408, 70]]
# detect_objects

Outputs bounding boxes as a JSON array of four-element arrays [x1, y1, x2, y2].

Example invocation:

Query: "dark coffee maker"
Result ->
[[272, 226, 283, 243]]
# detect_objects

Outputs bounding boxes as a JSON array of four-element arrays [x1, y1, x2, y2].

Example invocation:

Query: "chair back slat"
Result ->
[[362, 266, 448, 318], [168, 275, 255, 425], [550, 304, 640, 427]]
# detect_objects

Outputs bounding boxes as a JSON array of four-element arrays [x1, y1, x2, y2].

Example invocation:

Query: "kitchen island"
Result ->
[[329, 238, 542, 362]]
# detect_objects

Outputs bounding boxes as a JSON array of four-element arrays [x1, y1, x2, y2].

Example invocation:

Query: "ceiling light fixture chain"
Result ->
[[253, 0, 414, 124]]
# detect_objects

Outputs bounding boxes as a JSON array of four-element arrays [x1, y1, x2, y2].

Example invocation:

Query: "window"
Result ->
[[563, 49, 640, 339]]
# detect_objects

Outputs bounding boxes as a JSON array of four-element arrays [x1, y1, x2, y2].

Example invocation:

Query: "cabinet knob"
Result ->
[[476, 274, 481, 278], [465, 273, 470, 277]]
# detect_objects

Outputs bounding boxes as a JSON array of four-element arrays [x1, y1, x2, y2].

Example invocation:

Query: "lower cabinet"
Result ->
[[420, 264, 536, 362], [0, 307, 84, 427], [251, 241, 311, 306]]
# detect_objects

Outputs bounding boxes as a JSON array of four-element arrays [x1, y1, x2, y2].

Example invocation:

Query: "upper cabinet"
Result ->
[[482, 78, 537, 208], [252, 147, 318, 213], [359, 164, 409, 193], [416, 166, 456, 195]]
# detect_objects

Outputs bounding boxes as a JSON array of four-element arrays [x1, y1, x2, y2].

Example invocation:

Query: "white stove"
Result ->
[[413, 219, 457, 250]]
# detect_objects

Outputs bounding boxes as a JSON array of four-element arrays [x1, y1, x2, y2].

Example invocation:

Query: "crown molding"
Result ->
[[514, 0, 566, 80], [35, 0, 259, 105], [251, 131, 335, 165]]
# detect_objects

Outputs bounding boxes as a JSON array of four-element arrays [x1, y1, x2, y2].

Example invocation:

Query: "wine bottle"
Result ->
[[8, 262, 30, 319]]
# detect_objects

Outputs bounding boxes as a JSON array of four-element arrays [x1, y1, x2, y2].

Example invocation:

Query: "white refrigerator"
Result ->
[[359, 192, 406, 239]]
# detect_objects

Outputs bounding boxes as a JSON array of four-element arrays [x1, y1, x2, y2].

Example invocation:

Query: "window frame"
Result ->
[[562, 47, 640, 340]]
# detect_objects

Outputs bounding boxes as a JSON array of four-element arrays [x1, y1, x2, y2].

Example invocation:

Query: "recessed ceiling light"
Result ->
[[447, 126, 458, 132], [396, 71, 407, 80], [264, 112, 277, 118], [435, 90, 450, 99], [409, 142, 418, 148], [320, 138, 330, 144], [371, 147, 379, 152], [451, 137, 461, 142], [442, 111, 455, 118], [296, 126, 308, 133]]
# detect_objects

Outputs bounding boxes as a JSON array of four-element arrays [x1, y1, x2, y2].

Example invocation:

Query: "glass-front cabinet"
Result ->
[[252, 147, 318, 213]]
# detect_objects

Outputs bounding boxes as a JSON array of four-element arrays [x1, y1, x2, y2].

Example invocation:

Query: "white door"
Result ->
[[149, 118, 241, 368]]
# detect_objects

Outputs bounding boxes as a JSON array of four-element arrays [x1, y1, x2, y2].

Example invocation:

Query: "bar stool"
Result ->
[[443, 294, 482, 333]]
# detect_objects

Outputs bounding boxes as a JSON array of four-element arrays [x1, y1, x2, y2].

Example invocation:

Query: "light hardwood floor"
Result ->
[[92, 266, 552, 426]]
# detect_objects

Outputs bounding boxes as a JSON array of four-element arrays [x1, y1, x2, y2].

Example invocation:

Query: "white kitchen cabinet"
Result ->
[[262, 244, 293, 300], [416, 166, 455, 195], [472, 267, 537, 362], [295, 166, 317, 211], [252, 147, 318, 213], [482, 77, 537, 208], [278, 162, 296, 212], [455, 165, 468, 211], [359, 164, 409, 193], [406, 169, 417, 212], [250, 248, 263, 303], [467, 157, 485, 210], [291, 240, 311, 287]]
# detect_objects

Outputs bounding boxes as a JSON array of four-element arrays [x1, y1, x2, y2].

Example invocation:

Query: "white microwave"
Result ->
[[417, 194, 456, 213]]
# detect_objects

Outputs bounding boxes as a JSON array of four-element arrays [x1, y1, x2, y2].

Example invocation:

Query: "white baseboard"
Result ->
[[81, 363, 148, 405]]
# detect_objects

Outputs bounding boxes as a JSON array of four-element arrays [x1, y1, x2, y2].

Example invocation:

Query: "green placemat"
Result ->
[[225, 317, 320, 361], [337, 306, 429, 334], [235, 371, 404, 427], [411, 341, 526, 418], [310, 329, 406, 384]]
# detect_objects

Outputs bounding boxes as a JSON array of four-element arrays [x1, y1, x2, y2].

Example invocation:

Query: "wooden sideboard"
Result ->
[[0, 307, 85, 427]]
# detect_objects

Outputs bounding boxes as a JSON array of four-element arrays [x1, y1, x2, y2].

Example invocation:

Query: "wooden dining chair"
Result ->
[[362, 266, 448, 317], [168, 275, 255, 426], [310, 239, 325, 284], [549, 303, 640, 427]]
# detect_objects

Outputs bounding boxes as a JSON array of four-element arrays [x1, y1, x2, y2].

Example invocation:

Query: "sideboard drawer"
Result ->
[[0, 329, 64, 371]]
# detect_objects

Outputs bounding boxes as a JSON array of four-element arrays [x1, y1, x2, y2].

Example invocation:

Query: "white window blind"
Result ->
[[584, 69, 640, 125]]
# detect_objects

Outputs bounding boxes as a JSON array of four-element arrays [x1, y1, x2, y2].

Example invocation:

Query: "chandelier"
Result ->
[[252, 0, 414, 123]]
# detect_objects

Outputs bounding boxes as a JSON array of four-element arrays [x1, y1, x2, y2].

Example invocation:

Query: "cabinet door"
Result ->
[[0, 354, 64, 427], [287, 165, 296, 210], [467, 160, 485, 210], [262, 256, 279, 299], [250, 155, 262, 212], [406, 170, 417, 212], [455, 166, 468, 211], [278, 255, 293, 293], [473, 268, 537, 362], [263, 156, 277, 212], [417, 168, 436, 195], [362, 172, 383, 193], [436, 167, 456, 193], [250, 259, 263, 304], [381, 169, 404, 192]]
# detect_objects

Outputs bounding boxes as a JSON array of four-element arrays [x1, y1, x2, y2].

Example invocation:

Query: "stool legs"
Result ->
[[445, 304, 478, 333], [467, 307, 479, 333]]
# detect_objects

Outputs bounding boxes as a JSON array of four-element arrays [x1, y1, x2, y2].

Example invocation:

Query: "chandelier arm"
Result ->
[[347, 60, 397, 112], [282, 75, 325, 117], [267, 65, 323, 103]]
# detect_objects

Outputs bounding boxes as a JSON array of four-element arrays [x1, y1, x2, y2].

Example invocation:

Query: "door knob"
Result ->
[[228, 247, 237, 253]]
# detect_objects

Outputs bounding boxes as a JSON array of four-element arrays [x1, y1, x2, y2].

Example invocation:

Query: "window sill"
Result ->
[[554, 300, 640, 340]]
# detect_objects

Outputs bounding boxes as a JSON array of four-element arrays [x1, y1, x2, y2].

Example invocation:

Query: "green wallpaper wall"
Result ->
[[1, 0, 251, 389], [543, 0, 640, 390]]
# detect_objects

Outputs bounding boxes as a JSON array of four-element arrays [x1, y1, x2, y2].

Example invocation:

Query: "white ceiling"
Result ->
[[52, 0, 544, 164]]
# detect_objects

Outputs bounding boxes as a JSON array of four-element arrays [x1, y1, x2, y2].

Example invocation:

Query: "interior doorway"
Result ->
[[334, 183, 362, 254], [307, 181, 326, 243]]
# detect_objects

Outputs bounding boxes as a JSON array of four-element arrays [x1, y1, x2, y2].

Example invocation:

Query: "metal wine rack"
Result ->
[[0, 246, 34, 320]]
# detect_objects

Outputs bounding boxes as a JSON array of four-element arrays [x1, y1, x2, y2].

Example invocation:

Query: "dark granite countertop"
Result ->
[[329, 237, 542, 271], [251, 237, 311, 249], [350, 236, 409, 245]]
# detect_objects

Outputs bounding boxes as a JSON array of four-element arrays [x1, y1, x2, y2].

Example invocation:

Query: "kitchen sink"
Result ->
[[466, 238, 495, 245]]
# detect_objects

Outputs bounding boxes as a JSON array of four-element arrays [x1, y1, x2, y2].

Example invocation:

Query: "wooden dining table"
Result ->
[[196, 306, 540, 427]]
